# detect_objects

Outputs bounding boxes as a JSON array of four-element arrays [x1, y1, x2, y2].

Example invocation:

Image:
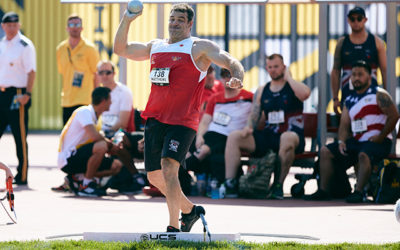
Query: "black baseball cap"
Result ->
[[1, 12, 19, 23], [347, 7, 366, 17]]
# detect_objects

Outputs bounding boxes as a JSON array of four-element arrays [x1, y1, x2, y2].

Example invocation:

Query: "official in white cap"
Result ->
[[0, 11, 37, 185]]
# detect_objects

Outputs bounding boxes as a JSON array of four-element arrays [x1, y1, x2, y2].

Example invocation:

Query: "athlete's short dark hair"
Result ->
[[352, 60, 371, 75], [170, 3, 195, 22], [266, 54, 284, 62], [92, 87, 111, 105]]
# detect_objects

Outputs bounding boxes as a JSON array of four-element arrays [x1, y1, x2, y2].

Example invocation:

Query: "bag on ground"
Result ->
[[239, 150, 277, 199]]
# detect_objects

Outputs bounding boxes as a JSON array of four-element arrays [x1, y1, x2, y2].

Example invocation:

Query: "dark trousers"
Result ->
[[63, 105, 84, 125], [0, 87, 31, 182]]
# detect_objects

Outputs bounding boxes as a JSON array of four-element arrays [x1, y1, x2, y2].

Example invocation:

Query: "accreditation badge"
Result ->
[[72, 71, 84, 88]]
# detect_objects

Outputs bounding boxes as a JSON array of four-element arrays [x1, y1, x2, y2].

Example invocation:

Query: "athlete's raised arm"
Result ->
[[113, 10, 153, 61]]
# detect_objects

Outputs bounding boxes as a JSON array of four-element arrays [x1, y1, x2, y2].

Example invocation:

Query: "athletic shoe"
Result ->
[[180, 205, 204, 232], [77, 181, 106, 197], [345, 191, 364, 203], [51, 183, 70, 192], [118, 179, 144, 195], [166, 226, 180, 232], [224, 179, 238, 198], [267, 183, 284, 200], [66, 174, 81, 194], [51, 176, 72, 192], [304, 189, 331, 201]]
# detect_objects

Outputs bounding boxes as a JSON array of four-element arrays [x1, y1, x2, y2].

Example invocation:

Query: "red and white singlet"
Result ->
[[141, 37, 207, 131]]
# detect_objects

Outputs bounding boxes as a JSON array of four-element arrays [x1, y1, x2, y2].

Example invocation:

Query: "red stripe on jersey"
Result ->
[[353, 104, 382, 120], [354, 123, 385, 140]]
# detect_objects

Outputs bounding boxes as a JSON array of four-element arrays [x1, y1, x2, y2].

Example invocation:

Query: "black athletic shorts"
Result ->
[[144, 118, 196, 172], [203, 131, 227, 155], [61, 142, 113, 175], [252, 129, 305, 157], [327, 137, 391, 169]]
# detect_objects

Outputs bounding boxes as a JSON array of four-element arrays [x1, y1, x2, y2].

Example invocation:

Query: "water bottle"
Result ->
[[219, 183, 226, 199], [196, 173, 206, 196], [211, 179, 220, 199], [113, 129, 124, 144]]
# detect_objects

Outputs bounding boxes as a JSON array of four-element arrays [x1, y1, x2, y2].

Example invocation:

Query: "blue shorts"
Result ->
[[144, 118, 196, 172], [252, 129, 305, 157], [326, 137, 391, 169]]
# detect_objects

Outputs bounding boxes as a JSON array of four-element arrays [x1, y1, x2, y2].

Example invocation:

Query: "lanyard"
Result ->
[[67, 47, 74, 65]]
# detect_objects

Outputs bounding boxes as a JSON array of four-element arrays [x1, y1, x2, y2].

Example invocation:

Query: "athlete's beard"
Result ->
[[271, 73, 284, 81], [353, 80, 368, 91]]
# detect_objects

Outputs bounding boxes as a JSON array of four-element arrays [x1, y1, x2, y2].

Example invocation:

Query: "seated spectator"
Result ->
[[57, 87, 123, 197], [97, 60, 133, 138], [0, 162, 14, 181], [224, 53, 311, 199], [186, 68, 253, 184], [305, 60, 399, 203], [199, 65, 225, 119], [103, 131, 147, 194]]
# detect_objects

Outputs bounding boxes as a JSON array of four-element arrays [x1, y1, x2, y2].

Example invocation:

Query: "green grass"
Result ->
[[0, 241, 399, 250]]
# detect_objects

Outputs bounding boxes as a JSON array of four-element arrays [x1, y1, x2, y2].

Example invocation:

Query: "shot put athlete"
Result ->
[[114, 3, 244, 232]]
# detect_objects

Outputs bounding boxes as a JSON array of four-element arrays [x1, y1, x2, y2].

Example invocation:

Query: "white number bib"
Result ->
[[268, 110, 285, 124], [213, 112, 231, 126], [150, 68, 170, 86], [351, 119, 367, 133]]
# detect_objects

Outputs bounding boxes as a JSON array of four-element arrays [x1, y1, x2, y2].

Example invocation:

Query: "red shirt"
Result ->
[[199, 80, 225, 120], [141, 37, 207, 131]]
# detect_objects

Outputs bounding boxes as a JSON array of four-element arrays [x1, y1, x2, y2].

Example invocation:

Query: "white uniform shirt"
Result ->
[[101, 82, 133, 131], [57, 105, 97, 168], [0, 32, 36, 88]]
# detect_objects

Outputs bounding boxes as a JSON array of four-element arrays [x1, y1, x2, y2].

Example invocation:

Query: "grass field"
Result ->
[[0, 241, 400, 249]]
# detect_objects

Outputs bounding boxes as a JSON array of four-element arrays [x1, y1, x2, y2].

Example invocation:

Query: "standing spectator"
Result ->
[[224, 54, 310, 199], [0, 12, 36, 185], [306, 61, 399, 203], [186, 68, 253, 184], [114, 3, 244, 232], [56, 14, 100, 125], [97, 60, 133, 137], [331, 6, 387, 114], [58, 87, 123, 197]]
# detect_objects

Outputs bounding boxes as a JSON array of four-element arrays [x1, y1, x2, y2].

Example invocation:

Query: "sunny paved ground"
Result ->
[[0, 133, 399, 243]]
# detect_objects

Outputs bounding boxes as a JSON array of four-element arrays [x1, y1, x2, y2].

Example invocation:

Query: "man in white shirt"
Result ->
[[0, 12, 36, 185], [58, 87, 123, 197], [97, 60, 133, 137]]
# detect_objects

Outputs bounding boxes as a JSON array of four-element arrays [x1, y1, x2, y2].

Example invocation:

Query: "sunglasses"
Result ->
[[99, 70, 113, 75], [67, 23, 82, 28], [349, 16, 364, 22]]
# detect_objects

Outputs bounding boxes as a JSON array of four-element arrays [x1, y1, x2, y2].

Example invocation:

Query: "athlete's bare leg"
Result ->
[[147, 159, 194, 229]]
